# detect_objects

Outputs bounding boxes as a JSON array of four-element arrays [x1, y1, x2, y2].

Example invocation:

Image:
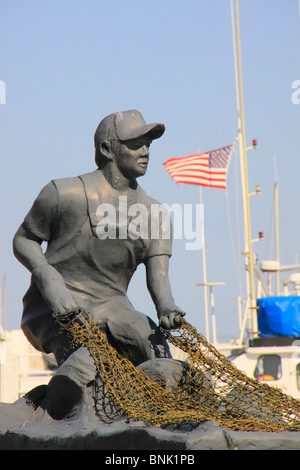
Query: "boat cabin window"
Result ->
[[296, 364, 300, 391], [254, 355, 282, 381]]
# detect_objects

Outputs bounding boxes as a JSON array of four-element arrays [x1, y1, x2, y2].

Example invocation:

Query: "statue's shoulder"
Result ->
[[50, 172, 98, 212], [52, 170, 101, 199], [52, 174, 84, 194]]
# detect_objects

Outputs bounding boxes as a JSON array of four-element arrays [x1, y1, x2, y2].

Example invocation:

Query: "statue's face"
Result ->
[[112, 136, 152, 180]]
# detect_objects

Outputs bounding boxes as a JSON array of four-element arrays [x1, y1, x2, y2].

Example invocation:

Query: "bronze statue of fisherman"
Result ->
[[13, 110, 185, 419]]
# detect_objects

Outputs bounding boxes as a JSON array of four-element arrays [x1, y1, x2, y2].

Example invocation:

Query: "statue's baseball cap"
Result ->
[[94, 109, 165, 147]]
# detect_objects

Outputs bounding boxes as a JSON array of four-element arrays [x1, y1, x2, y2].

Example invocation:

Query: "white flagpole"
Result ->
[[199, 187, 210, 341], [233, 0, 258, 337]]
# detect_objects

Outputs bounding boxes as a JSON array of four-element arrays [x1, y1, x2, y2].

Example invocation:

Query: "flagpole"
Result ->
[[199, 187, 210, 341], [230, 0, 250, 307], [234, 0, 258, 337]]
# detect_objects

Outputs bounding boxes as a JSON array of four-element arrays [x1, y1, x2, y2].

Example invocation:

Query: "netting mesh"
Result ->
[[56, 309, 300, 432]]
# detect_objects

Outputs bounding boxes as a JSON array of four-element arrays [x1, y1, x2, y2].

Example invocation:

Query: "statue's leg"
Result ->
[[45, 346, 96, 420], [105, 308, 172, 366]]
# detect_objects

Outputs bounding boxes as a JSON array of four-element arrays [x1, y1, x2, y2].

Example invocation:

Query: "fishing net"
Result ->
[[56, 308, 300, 432]]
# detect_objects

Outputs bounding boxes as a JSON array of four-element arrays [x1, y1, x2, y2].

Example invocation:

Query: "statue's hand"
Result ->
[[157, 305, 186, 330], [32, 264, 78, 319]]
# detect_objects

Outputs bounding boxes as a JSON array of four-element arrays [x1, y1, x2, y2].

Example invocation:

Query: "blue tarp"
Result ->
[[257, 296, 300, 337]]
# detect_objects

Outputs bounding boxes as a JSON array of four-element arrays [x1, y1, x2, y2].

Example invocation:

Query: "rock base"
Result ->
[[1, 391, 300, 450]]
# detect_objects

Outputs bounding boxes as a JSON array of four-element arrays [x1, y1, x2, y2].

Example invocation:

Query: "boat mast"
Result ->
[[233, 0, 258, 338], [0, 274, 6, 339], [274, 181, 280, 294]]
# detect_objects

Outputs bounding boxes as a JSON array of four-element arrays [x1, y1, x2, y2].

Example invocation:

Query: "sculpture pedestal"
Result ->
[[1, 388, 300, 450]]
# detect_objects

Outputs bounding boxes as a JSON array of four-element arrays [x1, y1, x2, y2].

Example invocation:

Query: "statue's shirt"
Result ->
[[21, 170, 172, 352]]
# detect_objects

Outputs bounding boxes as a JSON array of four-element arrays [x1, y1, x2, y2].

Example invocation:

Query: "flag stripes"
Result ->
[[164, 144, 233, 190]]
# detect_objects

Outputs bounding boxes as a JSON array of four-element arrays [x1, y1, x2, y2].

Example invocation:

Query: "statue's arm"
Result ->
[[13, 184, 78, 318], [145, 254, 185, 330], [13, 225, 78, 317], [13, 223, 48, 271]]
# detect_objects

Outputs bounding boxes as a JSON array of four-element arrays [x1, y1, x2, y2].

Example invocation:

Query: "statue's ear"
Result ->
[[100, 140, 114, 161]]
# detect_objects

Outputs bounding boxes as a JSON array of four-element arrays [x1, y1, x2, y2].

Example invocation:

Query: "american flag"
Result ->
[[163, 144, 233, 190]]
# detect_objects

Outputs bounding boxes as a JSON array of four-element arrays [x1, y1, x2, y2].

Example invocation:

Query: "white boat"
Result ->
[[228, 254, 300, 399], [0, 329, 54, 403], [230, 340, 300, 399]]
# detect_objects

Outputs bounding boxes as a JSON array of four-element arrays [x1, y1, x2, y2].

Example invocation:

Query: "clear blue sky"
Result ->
[[0, 0, 299, 343]]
